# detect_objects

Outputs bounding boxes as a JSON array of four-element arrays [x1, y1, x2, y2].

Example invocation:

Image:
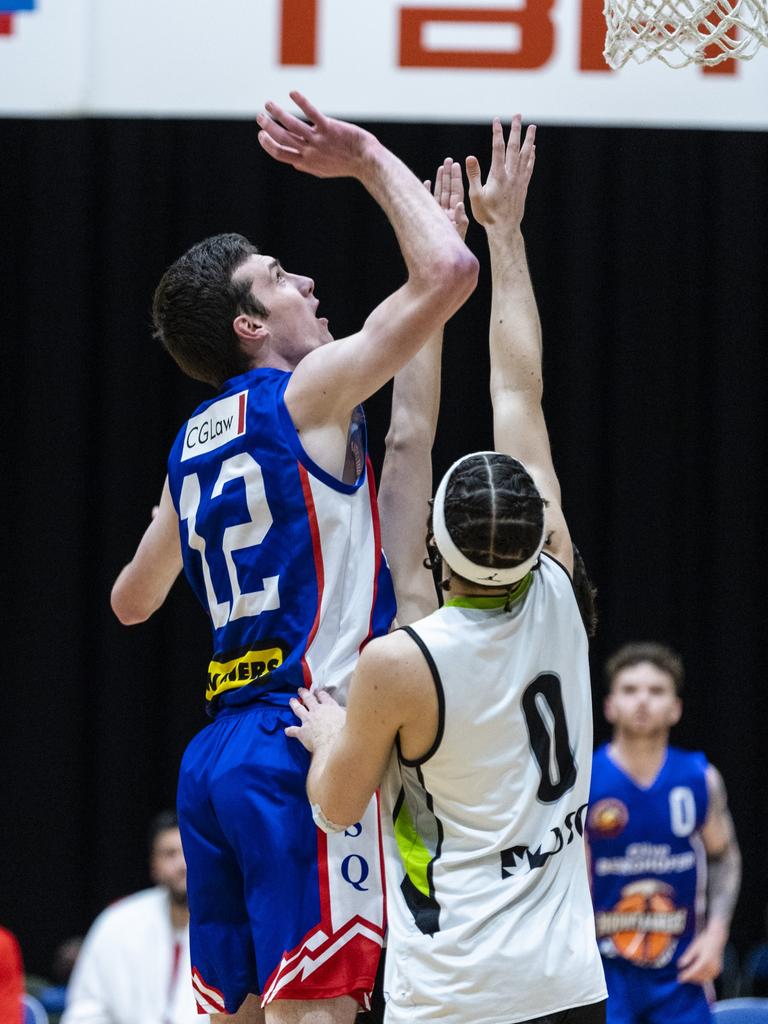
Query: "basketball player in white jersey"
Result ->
[[287, 118, 607, 1024]]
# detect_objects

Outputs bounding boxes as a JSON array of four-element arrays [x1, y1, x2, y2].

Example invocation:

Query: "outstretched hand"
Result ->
[[465, 115, 536, 229], [285, 687, 347, 752], [425, 158, 469, 241], [257, 90, 377, 179]]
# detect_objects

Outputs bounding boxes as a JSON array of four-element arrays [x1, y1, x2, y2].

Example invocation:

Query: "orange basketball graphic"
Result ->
[[596, 880, 687, 968], [588, 798, 628, 838]]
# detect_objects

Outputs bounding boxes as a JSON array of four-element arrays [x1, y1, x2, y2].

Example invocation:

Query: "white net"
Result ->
[[604, 0, 768, 68]]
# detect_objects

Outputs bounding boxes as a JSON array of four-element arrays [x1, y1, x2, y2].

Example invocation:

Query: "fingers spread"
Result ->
[[289, 697, 309, 720], [264, 100, 312, 141], [449, 161, 464, 208], [258, 113, 306, 151], [465, 154, 482, 190], [258, 130, 302, 165], [506, 113, 522, 168], [490, 117, 505, 176], [289, 90, 327, 128]]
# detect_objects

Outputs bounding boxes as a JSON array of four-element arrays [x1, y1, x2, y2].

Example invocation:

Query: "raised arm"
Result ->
[[379, 160, 469, 625], [110, 478, 183, 625], [258, 92, 479, 431], [677, 765, 741, 985], [466, 117, 572, 574]]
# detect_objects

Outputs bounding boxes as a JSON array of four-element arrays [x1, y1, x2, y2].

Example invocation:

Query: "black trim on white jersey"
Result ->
[[417, 763, 445, 929], [541, 549, 574, 584], [395, 625, 446, 766], [541, 550, 589, 640]]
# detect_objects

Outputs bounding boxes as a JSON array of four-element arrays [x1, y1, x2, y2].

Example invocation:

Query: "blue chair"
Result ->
[[712, 998, 768, 1023], [22, 993, 49, 1024]]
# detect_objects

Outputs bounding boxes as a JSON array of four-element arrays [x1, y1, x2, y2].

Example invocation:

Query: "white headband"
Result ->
[[432, 452, 546, 587]]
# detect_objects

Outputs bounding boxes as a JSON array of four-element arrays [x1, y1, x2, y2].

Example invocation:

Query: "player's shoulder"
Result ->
[[357, 628, 435, 698], [666, 745, 709, 774], [90, 886, 166, 933], [360, 628, 429, 673]]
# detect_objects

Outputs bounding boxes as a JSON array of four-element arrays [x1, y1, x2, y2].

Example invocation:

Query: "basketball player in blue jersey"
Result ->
[[288, 118, 607, 1024], [111, 91, 478, 1024], [587, 643, 741, 1024]]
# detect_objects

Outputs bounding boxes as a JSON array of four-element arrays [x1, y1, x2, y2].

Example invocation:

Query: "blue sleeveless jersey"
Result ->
[[167, 367, 396, 714], [587, 745, 709, 974]]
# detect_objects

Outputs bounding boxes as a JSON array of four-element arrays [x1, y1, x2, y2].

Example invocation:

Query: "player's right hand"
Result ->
[[465, 115, 536, 229], [257, 91, 378, 180]]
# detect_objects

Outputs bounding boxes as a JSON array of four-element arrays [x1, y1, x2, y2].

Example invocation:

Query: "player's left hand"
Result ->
[[286, 687, 346, 752], [677, 922, 727, 984], [425, 158, 469, 241]]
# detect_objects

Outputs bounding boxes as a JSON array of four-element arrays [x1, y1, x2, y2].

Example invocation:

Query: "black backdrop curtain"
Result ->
[[2, 118, 767, 975]]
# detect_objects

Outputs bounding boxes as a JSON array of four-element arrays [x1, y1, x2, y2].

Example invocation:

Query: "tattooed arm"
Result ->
[[677, 765, 741, 985]]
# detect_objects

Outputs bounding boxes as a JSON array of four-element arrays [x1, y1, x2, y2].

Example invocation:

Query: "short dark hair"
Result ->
[[428, 453, 545, 595], [605, 642, 685, 695], [572, 543, 598, 639], [148, 810, 179, 854], [152, 232, 269, 388]]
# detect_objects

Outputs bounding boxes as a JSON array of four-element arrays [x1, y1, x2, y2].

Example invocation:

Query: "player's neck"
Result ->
[[168, 897, 189, 931], [609, 733, 670, 787]]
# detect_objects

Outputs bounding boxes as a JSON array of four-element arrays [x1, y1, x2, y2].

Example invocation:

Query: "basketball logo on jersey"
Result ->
[[181, 391, 247, 462], [588, 798, 629, 839], [596, 879, 687, 968]]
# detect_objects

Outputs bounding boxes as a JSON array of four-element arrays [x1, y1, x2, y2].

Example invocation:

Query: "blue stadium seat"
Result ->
[[712, 999, 768, 1023], [22, 992, 49, 1024]]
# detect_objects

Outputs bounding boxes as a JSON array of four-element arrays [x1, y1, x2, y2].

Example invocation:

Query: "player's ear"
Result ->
[[233, 314, 269, 349], [669, 697, 683, 727], [603, 693, 616, 724]]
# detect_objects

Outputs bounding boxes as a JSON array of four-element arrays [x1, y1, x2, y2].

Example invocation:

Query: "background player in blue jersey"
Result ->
[[587, 642, 741, 1024], [111, 92, 478, 1024]]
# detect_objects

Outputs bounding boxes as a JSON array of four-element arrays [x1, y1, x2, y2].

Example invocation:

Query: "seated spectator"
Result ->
[[62, 811, 206, 1023], [0, 925, 23, 1024]]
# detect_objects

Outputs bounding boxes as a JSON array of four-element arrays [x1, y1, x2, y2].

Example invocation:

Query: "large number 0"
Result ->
[[522, 673, 578, 803], [179, 453, 280, 630], [669, 786, 696, 837]]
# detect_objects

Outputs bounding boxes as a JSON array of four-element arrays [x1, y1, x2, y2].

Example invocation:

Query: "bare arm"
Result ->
[[466, 117, 572, 574], [379, 160, 469, 625], [110, 478, 183, 625], [258, 92, 478, 431], [286, 632, 434, 828], [677, 765, 741, 984]]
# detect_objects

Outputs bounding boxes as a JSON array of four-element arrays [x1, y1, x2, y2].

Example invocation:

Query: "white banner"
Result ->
[[1, 0, 766, 128]]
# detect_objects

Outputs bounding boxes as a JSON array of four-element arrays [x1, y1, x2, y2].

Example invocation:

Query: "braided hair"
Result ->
[[427, 453, 546, 601]]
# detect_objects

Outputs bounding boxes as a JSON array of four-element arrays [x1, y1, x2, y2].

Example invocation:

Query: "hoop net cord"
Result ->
[[604, 0, 768, 68]]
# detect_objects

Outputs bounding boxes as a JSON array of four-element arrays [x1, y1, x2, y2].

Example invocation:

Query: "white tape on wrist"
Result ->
[[311, 802, 346, 835]]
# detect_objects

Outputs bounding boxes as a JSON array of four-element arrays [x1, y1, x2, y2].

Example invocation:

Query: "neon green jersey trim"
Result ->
[[393, 799, 432, 898], [444, 572, 533, 609]]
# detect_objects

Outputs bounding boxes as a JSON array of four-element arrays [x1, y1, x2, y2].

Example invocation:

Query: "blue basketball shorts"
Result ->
[[602, 958, 712, 1024], [177, 702, 386, 1015]]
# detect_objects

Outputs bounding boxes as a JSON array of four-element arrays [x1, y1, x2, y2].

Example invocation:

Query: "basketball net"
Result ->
[[603, 0, 768, 68]]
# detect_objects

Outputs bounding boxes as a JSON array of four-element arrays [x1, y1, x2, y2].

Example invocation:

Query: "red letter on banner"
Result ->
[[701, 5, 737, 75], [400, 4, 555, 69], [0, 14, 13, 34], [580, 0, 610, 71], [280, 0, 318, 65]]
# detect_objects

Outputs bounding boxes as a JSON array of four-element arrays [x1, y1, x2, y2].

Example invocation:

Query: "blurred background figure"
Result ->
[[0, 925, 24, 1024], [61, 812, 206, 1024], [587, 643, 741, 1024], [26, 936, 84, 1023], [741, 906, 768, 998]]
